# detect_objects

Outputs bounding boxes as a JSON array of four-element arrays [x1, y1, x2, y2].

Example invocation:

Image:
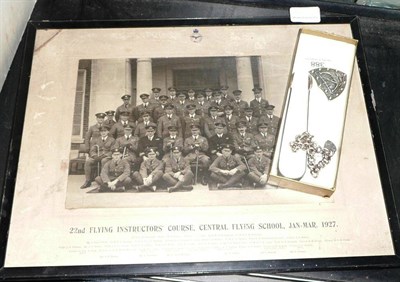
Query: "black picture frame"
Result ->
[[0, 14, 399, 280]]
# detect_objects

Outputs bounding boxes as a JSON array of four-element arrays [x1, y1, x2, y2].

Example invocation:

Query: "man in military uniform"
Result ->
[[249, 87, 269, 117], [203, 106, 225, 138], [247, 146, 271, 187], [254, 123, 276, 158], [152, 94, 169, 122], [103, 110, 116, 128], [231, 90, 248, 118], [167, 86, 177, 102], [184, 125, 210, 184], [84, 112, 106, 153], [204, 87, 214, 102], [109, 111, 136, 139], [113, 126, 140, 172], [220, 85, 234, 102], [258, 104, 280, 136], [194, 91, 211, 117], [157, 104, 182, 138], [182, 104, 204, 138], [240, 107, 259, 134], [186, 89, 197, 104], [132, 93, 156, 122], [223, 104, 240, 134], [134, 112, 154, 138], [95, 148, 132, 192], [210, 91, 229, 116], [232, 121, 257, 159], [162, 125, 184, 160], [115, 94, 133, 122], [208, 122, 234, 162], [209, 144, 246, 189], [149, 87, 162, 106], [132, 148, 164, 192], [174, 91, 188, 117], [137, 124, 163, 160], [81, 126, 115, 189], [163, 146, 194, 192]]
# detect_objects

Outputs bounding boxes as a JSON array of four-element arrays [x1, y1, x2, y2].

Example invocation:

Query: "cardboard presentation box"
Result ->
[[269, 29, 358, 197]]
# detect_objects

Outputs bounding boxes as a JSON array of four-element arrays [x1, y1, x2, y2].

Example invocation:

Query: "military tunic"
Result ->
[[109, 120, 136, 139], [84, 136, 115, 181], [203, 116, 225, 138], [157, 114, 182, 138], [247, 155, 271, 184], [182, 114, 204, 138], [163, 157, 194, 187], [232, 132, 257, 156], [115, 103, 133, 122], [134, 121, 155, 138], [84, 123, 102, 152], [162, 136, 184, 156], [230, 99, 249, 118], [254, 133, 276, 157], [137, 135, 163, 159], [249, 98, 269, 117], [209, 155, 246, 186], [132, 158, 164, 187], [183, 135, 210, 167], [240, 116, 259, 135]]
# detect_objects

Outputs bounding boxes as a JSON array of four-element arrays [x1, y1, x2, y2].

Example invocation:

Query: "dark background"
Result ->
[[1, 0, 400, 280]]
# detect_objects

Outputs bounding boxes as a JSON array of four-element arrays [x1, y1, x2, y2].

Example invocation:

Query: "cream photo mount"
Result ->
[[0, 17, 399, 279]]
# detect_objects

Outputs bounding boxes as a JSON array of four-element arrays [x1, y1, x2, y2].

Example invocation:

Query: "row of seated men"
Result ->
[[80, 122, 273, 192], [112, 86, 272, 124]]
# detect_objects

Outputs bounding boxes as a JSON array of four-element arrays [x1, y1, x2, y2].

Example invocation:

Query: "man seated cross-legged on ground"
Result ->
[[209, 143, 246, 189], [163, 146, 194, 193], [247, 146, 271, 188], [132, 148, 164, 192], [95, 148, 132, 192]]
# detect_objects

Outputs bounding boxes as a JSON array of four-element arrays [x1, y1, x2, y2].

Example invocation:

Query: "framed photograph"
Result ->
[[1, 16, 399, 279]]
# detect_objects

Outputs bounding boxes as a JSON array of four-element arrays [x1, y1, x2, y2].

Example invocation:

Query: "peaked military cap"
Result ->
[[222, 143, 233, 150], [105, 110, 115, 115], [168, 125, 178, 131], [254, 146, 263, 152], [224, 104, 234, 110], [244, 107, 254, 112], [159, 94, 168, 100], [120, 111, 129, 116], [186, 104, 196, 110], [209, 106, 219, 111], [236, 121, 247, 128], [252, 87, 262, 93], [152, 87, 161, 93], [121, 94, 131, 100], [99, 125, 110, 131], [168, 86, 176, 91], [220, 85, 229, 90], [145, 124, 157, 130], [258, 122, 268, 128], [139, 93, 150, 98], [124, 126, 133, 130], [171, 146, 182, 152], [165, 104, 175, 109], [214, 122, 226, 128], [232, 90, 242, 95], [190, 124, 200, 130], [95, 113, 106, 118], [196, 91, 205, 97], [266, 104, 275, 110]]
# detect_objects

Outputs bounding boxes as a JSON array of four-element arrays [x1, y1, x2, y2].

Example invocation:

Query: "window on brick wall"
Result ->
[[72, 69, 86, 141]]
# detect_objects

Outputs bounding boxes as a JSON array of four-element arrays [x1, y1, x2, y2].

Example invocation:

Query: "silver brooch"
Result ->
[[309, 68, 347, 100]]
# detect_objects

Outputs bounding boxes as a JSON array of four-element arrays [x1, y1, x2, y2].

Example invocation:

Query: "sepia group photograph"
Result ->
[[66, 55, 290, 209]]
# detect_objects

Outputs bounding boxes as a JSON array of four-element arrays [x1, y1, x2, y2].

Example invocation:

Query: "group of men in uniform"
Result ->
[[79, 85, 280, 192]]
